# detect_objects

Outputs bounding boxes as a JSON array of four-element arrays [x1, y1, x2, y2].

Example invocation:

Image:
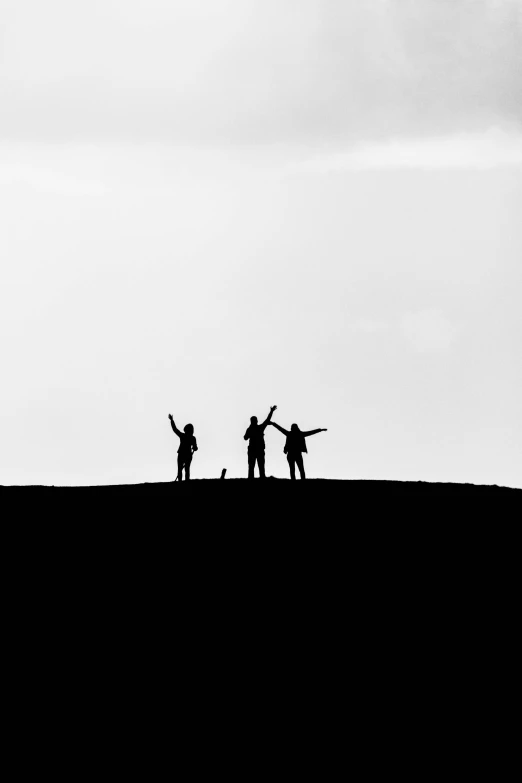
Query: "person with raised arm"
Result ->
[[168, 414, 198, 481], [244, 405, 277, 479], [269, 418, 327, 480]]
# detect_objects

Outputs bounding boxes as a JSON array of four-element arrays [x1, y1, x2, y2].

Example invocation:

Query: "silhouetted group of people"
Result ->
[[169, 406, 327, 481]]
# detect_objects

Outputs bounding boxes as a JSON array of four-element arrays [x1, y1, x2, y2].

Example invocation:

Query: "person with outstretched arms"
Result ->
[[269, 418, 326, 480]]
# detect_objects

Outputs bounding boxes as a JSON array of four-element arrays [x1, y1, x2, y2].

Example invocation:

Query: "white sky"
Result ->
[[1, 0, 521, 487]]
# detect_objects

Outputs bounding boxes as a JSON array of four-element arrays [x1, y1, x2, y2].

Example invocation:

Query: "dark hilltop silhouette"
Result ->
[[2, 407, 519, 525], [2, 478, 519, 527]]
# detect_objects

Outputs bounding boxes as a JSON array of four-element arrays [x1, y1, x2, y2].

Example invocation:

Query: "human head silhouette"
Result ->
[[291, 423, 299, 432], [184, 423, 194, 435], [250, 416, 258, 425]]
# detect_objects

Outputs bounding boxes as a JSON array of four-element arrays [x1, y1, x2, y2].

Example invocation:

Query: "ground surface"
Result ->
[[3, 479, 518, 672], [2, 477, 519, 524], [3, 478, 517, 769]]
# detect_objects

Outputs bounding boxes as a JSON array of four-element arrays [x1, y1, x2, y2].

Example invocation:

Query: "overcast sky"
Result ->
[[1, 0, 521, 487]]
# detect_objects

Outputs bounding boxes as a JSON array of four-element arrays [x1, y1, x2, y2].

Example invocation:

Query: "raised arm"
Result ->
[[270, 421, 290, 436], [168, 414, 183, 438], [260, 405, 277, 430], [302, 428, 327, 437]]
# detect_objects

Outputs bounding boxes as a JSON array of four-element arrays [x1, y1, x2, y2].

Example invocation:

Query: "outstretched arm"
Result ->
[[260, 405, 277, 430], [303, 428, 327, 437], [168, 414, 183, 438], [269, 421, 290, 436]]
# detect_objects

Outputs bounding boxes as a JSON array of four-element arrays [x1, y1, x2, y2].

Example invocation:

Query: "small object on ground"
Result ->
[[220, 469, 227, 479]]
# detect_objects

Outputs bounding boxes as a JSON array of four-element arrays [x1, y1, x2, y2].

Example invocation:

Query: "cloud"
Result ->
[[400, 309, 455, 353], [292, 128, 522, 172], [0, 0, 520, 144], [350, 318, 390, 334], [0, 162, 107, 195]]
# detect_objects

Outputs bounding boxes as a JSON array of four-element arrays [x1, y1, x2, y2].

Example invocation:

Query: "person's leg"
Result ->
[[185, 455, 192, 481], [296, 453, 306, 479], [287, 454, 296, 480], [177, 454, 184, 482], [258, 451, 266, 479], [248, 450, 256, 479]]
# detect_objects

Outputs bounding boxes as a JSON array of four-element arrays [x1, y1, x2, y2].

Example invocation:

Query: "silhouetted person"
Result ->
[[269, 420, 327, 480], [168, 414, 198, 481], [244, 405, 277, 479]]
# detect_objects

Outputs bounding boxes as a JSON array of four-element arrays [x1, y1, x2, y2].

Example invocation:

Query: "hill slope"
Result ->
[[2, 478, 519, 524]]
